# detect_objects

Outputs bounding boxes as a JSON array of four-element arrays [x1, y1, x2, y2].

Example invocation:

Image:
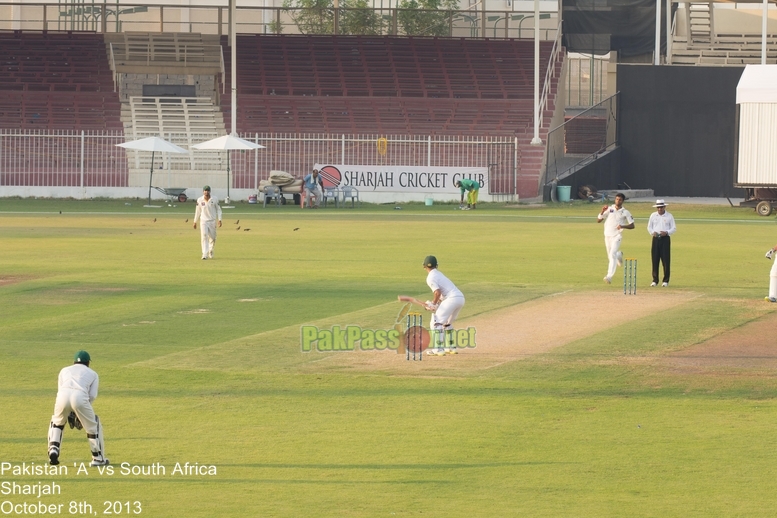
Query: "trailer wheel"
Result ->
[[178, 193, 188, 203], [756, 201, 773, 216]]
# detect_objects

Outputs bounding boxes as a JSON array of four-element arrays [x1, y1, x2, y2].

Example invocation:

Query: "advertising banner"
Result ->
[[313, 164, 488, 193]]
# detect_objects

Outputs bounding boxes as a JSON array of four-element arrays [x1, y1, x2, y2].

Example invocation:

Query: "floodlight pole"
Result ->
[[762, 0, 768, 65], [531, 0, 541, 145], [230, 0, 237, 135], [148, 151, 155, 206], [654, 0, 661, 65], [229, 0, 237, 204]]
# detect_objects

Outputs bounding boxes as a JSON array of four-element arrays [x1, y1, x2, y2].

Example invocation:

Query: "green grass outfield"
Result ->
[[2, 198, 777, 517]]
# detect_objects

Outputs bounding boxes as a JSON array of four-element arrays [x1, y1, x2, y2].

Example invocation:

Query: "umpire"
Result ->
[[647, 199, 677, 287]]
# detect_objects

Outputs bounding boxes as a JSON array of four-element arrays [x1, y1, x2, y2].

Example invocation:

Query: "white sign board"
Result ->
[[313, 164, 488, 193]]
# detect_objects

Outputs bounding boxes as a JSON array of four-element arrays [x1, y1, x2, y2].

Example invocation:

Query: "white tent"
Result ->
[[736, 65, 777, 186], [192, 134, 265, 203], [736, 65, 777, 104]]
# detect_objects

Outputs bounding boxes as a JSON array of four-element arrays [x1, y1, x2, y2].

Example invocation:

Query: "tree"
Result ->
[[340, 0, 384, 36], [396, 0, 458, 37], [283, 0, 335, 35], [284, 0, 384, 35]]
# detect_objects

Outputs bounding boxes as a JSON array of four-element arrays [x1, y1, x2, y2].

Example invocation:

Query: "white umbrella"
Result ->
[[192, 134, 265, 202], [117, 136, 189, 206]]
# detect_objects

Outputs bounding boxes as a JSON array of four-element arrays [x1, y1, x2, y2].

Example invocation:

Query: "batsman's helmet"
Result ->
[[423, 255, 438, 268], [74, 350, 91, 364]]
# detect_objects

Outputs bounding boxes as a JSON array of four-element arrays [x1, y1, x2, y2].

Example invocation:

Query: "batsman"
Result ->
[[47, 351, 109, 467], [422, 256, 465, 356]]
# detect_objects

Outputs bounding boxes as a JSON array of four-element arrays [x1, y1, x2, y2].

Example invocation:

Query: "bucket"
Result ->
[[424, 197, 433, 206], [248, 194, 258, 204], [556, 185, 571, 202]]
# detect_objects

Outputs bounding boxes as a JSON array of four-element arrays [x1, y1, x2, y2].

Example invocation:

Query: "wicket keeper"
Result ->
[[48, 351, 109, 467]]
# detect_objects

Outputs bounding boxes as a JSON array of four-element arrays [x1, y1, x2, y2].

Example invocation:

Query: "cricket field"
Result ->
[[1, 198, 777, 517]]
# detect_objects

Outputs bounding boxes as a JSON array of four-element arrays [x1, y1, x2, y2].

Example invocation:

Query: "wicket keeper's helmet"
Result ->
[[423, 256, 438, 268], [74, 350, 91, 364]]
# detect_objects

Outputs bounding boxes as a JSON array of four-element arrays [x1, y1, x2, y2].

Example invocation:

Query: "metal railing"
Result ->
[[542, 92, 619, 189], [0, 130, 129, 188], [0, 130, 516, 194], [539, 20, 563, 130], [109, 42, 225, 92], [0, 2, 558, 40], [109, 43, 223, 66], [566, 55, 609, 107]]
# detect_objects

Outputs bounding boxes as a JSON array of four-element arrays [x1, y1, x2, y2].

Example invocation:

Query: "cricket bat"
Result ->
[[397, 295, 426, 306]]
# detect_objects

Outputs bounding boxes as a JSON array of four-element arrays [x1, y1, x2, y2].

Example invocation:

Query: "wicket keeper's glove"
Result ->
[[67, 412, 83, 430]]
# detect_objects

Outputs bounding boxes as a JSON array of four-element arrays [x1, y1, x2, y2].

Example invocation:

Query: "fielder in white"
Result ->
[[765, 245, 777, 303], [193, 185, 222, 260], [422, 255, 465, 356], [597, 193, 635, 284], [48, 351, 109, 467]]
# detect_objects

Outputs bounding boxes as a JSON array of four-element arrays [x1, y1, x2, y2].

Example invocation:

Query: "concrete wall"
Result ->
[[616, 64, 745, 197]]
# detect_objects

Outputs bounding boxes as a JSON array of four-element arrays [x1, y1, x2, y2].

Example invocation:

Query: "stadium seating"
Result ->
[[0, 31, 122, 131], [0, 30, 564, 197], [220, 34, 561, 138]]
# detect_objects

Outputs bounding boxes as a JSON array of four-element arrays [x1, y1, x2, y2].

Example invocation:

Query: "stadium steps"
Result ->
[[124, 96, 227, 176]]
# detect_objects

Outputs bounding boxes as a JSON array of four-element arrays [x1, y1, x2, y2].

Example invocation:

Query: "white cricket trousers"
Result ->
[[604, 234, 622, 279], [431, 296, 465, 329], [770, 258, 777, 299], [200, 220, 217, 256], [52, 389, 99, 433], [49, 388, 105, 461]]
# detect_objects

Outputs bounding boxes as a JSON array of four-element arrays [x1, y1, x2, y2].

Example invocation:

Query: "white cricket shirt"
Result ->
[[599, 205, 634, 237], [426, 269, 464, 300], [647, 211, 677, 236], [194, 196, 223, 223], [58, 364, 99, 402]]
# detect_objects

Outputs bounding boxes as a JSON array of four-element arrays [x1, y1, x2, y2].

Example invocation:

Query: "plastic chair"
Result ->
[[341, 185, 360, 208], [263, 185, 281, 207], [301, 185, 322, 208], [323, 187, 340, 208]]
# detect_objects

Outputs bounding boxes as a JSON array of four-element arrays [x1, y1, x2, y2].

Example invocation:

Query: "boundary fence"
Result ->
[[0, 130, 517, 196]]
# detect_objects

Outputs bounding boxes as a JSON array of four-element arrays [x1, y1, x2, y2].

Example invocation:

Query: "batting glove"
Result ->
[[67, 411, 83, 430], [767, 250, 774, 260], [424, 300, 439, 311]]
